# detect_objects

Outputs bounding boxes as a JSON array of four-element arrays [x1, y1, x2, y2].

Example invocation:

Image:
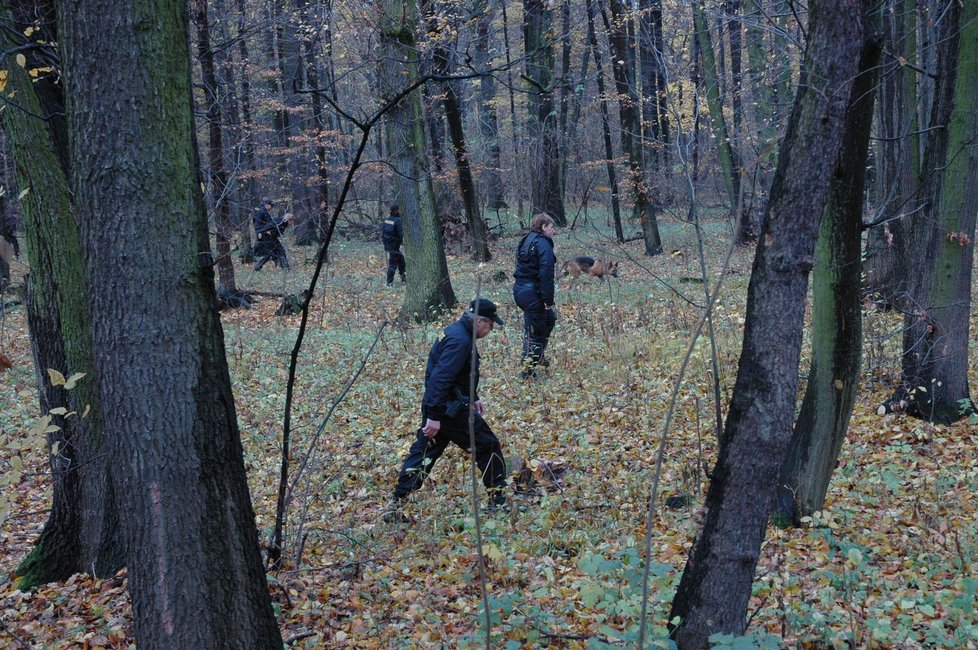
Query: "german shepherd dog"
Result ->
[[561, 256, 619, 280]]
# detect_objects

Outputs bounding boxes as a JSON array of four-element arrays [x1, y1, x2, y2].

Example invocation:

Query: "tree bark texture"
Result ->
[[669, 2, 869, 646], [896, 0, 976, 423], [523, 0, 567, 225], [604, 0, 662, 254], [194, 0, 238, 294], [379, 0, 456, 320], [425, 0, 490, 261], [744, 0, 778, 196], [585, 0, 623, 240], [1, 0, 122, 588], [639, 0, 670, 177], [473, 0, 506, 211], [57, 0, 283, 646], [776, 10, 883, 524], [864, 0, 917, 306], [693, 0, 740, 214]]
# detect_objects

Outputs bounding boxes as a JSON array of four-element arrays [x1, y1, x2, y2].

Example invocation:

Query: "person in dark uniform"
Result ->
[[253, 197, 291, 271], [382, 203, 406, 285], [386, 299, 508, 520], [512, 213, 557, 378]]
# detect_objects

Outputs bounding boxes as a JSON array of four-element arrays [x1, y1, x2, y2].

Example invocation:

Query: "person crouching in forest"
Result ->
[[253, 197, 291, 271], [385, 299, 508, 522], [513, 213, 557, 379], [382, 203, 406, 286]]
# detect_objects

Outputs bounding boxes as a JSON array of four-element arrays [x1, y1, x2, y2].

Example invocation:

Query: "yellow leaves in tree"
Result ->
[[0, 70, 7, 93]]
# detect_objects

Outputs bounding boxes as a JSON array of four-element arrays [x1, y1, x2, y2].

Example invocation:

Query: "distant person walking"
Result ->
[[253, 197, 291, 271], [386, 299, 508, 521], [512, 213, 557, 379], [382, 204, 406, 285]]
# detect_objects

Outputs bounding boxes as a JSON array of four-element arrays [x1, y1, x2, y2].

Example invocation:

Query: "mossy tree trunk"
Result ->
[[0, 0, 122, 589], [57, 0, 282, 645], [776, 9, 883, 524], [379, 0, 456, 321], [693, 0, 740, 221], [893, 0, 977, 424], [668, 1, 870, 646]]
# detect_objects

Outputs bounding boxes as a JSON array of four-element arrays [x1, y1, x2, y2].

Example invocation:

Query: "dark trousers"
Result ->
[[255, 235, 289, 270], [514, 282, 556, 372], [393, 414, 507, 502], [386, 250, 406, 284]]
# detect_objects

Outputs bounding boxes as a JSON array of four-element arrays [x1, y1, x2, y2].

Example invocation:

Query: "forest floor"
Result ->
[[1, 213, 976, 648]]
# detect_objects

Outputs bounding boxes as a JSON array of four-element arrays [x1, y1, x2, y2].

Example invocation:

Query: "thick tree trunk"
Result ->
[[58, 0, 282, 646], [523, 0, 567, 225], [0, 0, 122, 589], [894, 0, 976, 423], [585, 0, 623, 240], [379, 0, 456, 320], [669, 2, 869, 646], [777, 12, 883, 524]]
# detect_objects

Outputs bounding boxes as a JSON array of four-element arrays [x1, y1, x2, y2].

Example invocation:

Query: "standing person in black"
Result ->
[[387, 299, 508, 520], [253, 197, 291, 271], [513, 213, 557, 379], [382, 203, 406, 285]]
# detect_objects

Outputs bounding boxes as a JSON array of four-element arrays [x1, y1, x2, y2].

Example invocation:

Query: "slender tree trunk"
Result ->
[[693, 0, 740, 213], [586, 0, 623, 240], [523, 0, 567, 225], [744, 0, 778, 207], [776, 10, 883, 524], [864, 0, 918, 306], [235, 0, 258, 261], [500, 0, 524, 220], [639, 0, 670, 169], [557, 0, 572, 202], [669, 2, 869, 646], [474, 0, 505, 211], [426, 0, 490, 261], [604, 0, 662, 254], [1, 0, 122, 588], [298, 0, 330, 245], [58, 0, 282, 645], [194, 0, 238, 294], [379, 0, 456, 320]]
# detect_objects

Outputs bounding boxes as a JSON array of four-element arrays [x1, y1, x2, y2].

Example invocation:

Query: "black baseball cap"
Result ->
[[469, 298, 504, 325]]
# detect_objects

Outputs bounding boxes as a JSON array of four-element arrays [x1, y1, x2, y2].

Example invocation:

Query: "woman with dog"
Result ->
[[512, 213, 557, 379]]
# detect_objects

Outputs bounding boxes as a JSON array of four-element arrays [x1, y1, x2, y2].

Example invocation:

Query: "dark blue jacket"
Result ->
[[422, 314, 480, 420], [254, 205, 288, 239], [513, 231, 556, 305], [382, 215, 403, 251]]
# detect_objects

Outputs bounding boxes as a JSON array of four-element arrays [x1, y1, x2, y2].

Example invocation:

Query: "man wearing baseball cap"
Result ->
[[386, 299, 508, 520]]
